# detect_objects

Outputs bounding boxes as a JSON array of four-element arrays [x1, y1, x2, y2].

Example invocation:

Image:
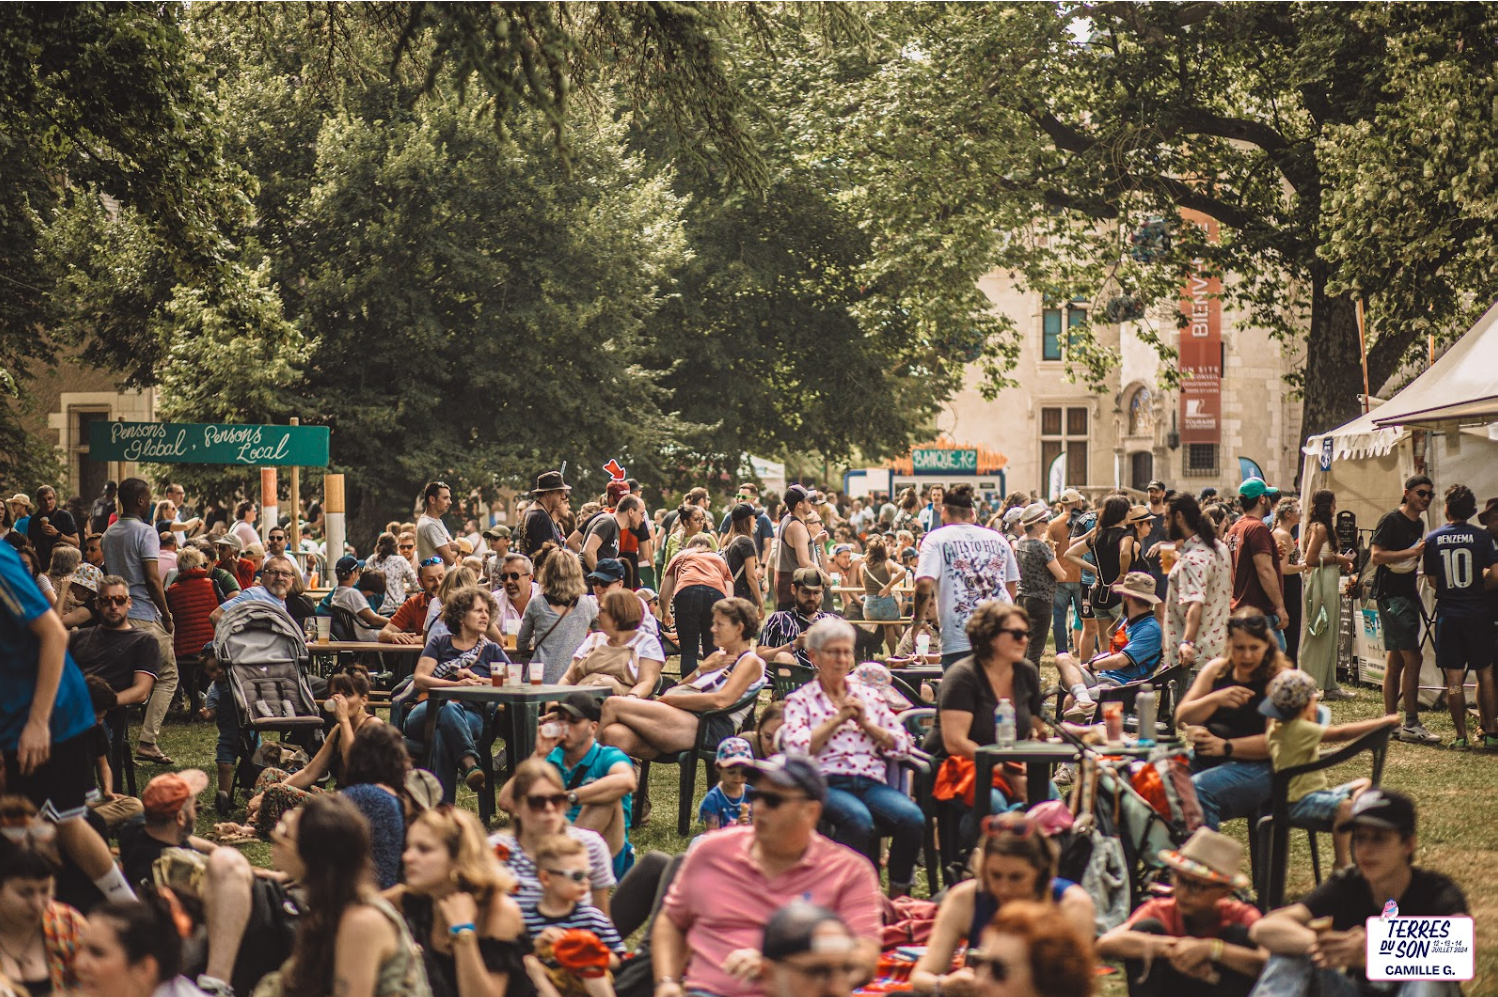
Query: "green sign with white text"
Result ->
[[89, 421, 330, 467], [912, 448, 977, 474]]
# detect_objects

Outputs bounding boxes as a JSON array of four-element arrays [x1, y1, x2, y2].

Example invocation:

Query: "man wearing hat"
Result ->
[[653, 755, 880, 997], [1055, 571, 1163, 716], [7, 492, 32, 535], [1224, 478, 1289, 651], [120, 769, 297, 997], [758, 903, 863, 997], [1014, 502, 1066, 669], [1099, 828, 1266, 997], [588, 557, 659, 638], [1048, 488, 1089, 658], [1251, 789, 1467, 997], [913, 484, 1021, 670], [212, 532, 246, 593], [501, 691, 637, 868], [520, 470, 572, 569], [774, 485, 819, 611], [758, 567, 835, 669], [330, 555, 389, 640]]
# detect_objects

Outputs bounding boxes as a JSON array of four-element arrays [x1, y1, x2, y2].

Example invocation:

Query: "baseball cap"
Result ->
[[762, 902, 856, 961], [1258, 668, 1319, 720], [1002, 506, 1025, 526], [1147, 480, 1167, 491], [213, 534, 242, 553], [586, 558, 626, 584], [784, 484, 811, 509], [1059, 488, 1084, 505], [748, 753, 826, 803], [730, 502, 756, 524], [482, 525, 511, 541], [791, 567, 825, 590], [553, 691, 602, 723], [142, 769, 210, 818], [715, 736, 755, 768], [335, 555, 364, 578], [1239, 478, 1272, 501], [405, 770, 443, 813], [1335, 788, 1416, 835]]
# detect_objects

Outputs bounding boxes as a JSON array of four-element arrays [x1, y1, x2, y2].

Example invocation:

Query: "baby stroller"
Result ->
[[214, 599, 325, 798]]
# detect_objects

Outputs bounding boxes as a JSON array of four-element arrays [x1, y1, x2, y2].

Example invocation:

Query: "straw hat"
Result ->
[[1125, 504, 1155, 525], [1158, 828, 1250, 889], [1020, 502, 1051, 527]]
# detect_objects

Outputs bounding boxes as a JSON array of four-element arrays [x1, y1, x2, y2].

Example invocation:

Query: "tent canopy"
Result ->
[[1302, 404, 1403, 461], [1373, 299, 1498, 428]]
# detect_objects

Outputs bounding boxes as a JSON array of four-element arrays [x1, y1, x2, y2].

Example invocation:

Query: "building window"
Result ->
[[1183, 443, 1219, 477], [1127, 386, 1154, 437], [72, 410, 112, 502], [1041, 307, 1087, 361], [1040, 405, 1089, 486], [1130, 451, 1154, 492]]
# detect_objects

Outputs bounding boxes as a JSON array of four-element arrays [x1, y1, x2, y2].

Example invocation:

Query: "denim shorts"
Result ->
[[1289, 780, 1361, 825], [864, 594, 900, 621]]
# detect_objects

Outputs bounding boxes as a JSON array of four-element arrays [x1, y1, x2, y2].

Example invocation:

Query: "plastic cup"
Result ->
[[315, 616, 331, 644], [1159, 543, 1178, 573], [529, 660, 544, 686], [1102, 701, 1124, 742], [506, 661, 524, 687]]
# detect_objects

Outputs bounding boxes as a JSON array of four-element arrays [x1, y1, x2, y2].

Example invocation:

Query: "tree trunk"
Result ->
[[1299, 270, 1365, 441]]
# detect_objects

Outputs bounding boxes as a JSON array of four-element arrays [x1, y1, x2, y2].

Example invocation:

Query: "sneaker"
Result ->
[[1063, 702, 1095, 724], [216, 790, 233, 816], [1482, 735, 1498, 752], [1323, 688, 1358, 701], [1396, 722, 1442, 745], [1450, 737, 1471, 751], [197, 976, 235, 997], [463, 764, 486, 791]]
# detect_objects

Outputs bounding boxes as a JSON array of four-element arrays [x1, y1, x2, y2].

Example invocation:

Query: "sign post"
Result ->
[[325, 474, 346, 570], [260, 468, 279, 544], [288, 418, 301, 581]]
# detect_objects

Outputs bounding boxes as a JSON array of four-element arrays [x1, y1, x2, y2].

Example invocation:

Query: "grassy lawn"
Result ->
[[141, 662, 1496, 994]]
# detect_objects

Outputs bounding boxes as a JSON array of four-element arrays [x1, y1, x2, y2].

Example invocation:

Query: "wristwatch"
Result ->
[[1222, 739, 1235, 757], [567, 790, 579, 806]]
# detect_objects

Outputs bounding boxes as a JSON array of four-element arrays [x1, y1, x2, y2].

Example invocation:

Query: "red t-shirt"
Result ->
[[389, 592, 432, 633], [1126, 896, 1260, 937], [1224, 515, 1281, 613]]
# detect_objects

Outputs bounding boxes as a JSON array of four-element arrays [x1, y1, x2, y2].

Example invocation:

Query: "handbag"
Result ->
[[931, 755, 1019, 807]]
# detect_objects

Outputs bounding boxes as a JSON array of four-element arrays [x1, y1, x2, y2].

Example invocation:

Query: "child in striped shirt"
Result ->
[[523, 834, 625, 997]]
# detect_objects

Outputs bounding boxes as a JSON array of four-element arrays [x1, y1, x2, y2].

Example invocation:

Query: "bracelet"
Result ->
[[656, 978, 680, 988], [449, 922, 477, 936], [1180, 639, 1195, 647], [1210, 938, 1225, 962]]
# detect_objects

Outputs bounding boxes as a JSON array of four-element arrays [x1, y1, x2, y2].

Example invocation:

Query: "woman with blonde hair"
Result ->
[[387, 807, 543, 997], [518, 549, 598, 683]]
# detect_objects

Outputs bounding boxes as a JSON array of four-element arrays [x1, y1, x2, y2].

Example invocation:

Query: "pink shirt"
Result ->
[[780, 676, 912, 781], [661, 826, 880, 997]]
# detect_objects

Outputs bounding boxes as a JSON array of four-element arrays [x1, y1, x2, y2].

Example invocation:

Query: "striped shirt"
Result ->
[[519, 898, 625, 955]]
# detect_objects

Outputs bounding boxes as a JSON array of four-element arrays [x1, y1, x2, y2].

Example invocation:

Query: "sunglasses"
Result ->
[[746, 787, 807, 809], [525, 793, 569, 811], [1228, 613, 1270, 631], [777, 961, 864, 984], [1173, 874, 1230, 894], [268, 535, 286, 541], [999, 627, 1030, 641], [543, 867, 590, 884], [967, 952, 1014, 982], [399, 543, 415, 550], [99, 595, 130, 606], [499, 572, 528, 581], [420, 557, 444, 568], [1412, 489, 1434, 499], [981, 813, 1035, 839]]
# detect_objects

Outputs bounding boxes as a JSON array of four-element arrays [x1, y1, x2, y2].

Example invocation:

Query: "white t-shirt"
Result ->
[[914, 522, 1021, 654], [231, 521, 259, 550], [571, 630, 667, 678], [416, 514, 453, 562], [331, 586, 382, 641]]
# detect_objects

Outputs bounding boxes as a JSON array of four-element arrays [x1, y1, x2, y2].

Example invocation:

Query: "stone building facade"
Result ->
[[937, 268, 1305, 500], [15, 359, 155, 500]]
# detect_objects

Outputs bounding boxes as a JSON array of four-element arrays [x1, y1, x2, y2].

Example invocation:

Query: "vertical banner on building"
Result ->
[[1047, 451, 1067, 502], [1179, 210, 1222, 444]]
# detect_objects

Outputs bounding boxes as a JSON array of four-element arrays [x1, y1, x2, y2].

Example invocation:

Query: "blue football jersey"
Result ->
[[1423, 524, 1497, 618]]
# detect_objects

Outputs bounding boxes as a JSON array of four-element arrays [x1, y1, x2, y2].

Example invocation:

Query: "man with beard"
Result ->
[[210, 555, 299, 622], [758, 569, 835, 669], [1163, 494, 1234, 668], [520, 470, 572, 570], [378, 557, 447, 644], [495, 553, 539, 633]]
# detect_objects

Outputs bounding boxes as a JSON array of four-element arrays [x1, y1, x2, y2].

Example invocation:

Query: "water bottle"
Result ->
[[995, 698, 1016, 749], [1135, 690, 1157, 746]]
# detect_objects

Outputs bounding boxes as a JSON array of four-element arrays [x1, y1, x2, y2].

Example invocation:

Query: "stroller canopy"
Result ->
[[214, 598, 307, 668]]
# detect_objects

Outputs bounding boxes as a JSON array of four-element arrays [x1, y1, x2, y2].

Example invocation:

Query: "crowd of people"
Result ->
[[0, 466, 1483, 997]]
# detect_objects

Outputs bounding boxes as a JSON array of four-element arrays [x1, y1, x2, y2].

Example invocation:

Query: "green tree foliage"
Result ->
[[828, 2, 1493, 437]]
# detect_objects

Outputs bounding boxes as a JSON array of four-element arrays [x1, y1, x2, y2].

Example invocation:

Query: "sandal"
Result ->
[[136, 746, 175, 765]]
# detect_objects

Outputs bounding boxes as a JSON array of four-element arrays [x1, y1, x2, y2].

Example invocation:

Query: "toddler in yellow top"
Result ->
[[1261, 668, 1400, 868]]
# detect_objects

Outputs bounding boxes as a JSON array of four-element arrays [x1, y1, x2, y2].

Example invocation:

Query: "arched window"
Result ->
[[1128, 386, 1154, 437]]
